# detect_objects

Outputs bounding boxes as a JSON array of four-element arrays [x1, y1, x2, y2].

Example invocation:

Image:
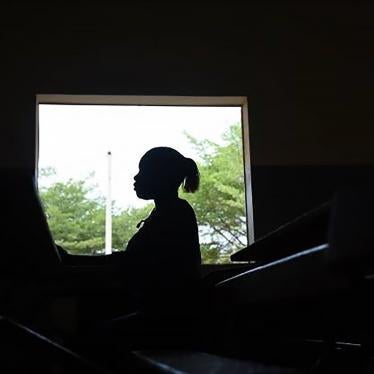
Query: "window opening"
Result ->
[[36, 95, 252, 263]]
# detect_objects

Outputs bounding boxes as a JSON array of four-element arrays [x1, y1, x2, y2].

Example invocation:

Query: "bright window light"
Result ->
[[36, 95, 252, 263]]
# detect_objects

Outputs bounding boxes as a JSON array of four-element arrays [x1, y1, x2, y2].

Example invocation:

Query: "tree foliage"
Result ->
[[181, 123, 247, 263], [40, 178, 105, 253], [39, 122, 247, 262], [39, 173, 152, 254]]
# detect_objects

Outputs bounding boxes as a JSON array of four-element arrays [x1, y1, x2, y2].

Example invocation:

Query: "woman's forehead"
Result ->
[[138, 147, 182, 169], [138, 157, 161, 173], [139, 155, 153, 169]]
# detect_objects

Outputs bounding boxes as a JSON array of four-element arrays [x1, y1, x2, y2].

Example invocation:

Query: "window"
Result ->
[[36, 95, 253, 263]]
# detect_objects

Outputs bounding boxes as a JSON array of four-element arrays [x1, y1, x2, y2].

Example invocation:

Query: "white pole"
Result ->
[[105, 151, 112, 255]]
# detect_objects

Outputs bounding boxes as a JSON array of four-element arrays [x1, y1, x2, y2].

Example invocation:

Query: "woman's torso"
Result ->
[[122, 198, 201, 298]]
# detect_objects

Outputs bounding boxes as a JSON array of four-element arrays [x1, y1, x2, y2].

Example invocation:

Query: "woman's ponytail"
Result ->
[[182, 157, 200, 193]]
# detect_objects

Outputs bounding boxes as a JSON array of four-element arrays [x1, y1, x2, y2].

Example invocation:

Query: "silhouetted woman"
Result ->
[[119, 147, 201, 307]]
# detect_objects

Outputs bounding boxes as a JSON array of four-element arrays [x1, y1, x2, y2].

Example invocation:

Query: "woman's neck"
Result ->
[[154, 193, 179, 210]]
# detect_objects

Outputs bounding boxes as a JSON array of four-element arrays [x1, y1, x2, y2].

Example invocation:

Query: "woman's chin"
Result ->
[[135, 190, 153, 200]]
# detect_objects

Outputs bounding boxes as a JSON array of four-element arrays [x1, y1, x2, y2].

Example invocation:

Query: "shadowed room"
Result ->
[[0, 2, 374, 373]]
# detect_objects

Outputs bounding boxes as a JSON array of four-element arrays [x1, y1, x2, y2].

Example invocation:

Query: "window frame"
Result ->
[[36, 94, 254, 245]]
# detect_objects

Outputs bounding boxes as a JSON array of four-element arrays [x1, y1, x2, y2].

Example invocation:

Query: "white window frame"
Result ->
[[36, 94, 254, 245]]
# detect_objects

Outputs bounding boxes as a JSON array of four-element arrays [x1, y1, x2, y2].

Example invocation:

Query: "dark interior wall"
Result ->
[[1, 2, 373, 238]]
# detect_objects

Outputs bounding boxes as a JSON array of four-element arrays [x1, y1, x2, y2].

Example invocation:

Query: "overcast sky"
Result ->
[[38, 104, 242, 209]]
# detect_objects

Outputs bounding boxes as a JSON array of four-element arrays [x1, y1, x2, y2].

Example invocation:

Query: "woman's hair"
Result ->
[[182, 157, 200, 193], [142, 147, 200, 193]]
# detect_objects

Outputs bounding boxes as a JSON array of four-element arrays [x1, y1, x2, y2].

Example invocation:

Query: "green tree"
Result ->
[[39, 122, 246, 262], [40, 177, 106, 254], [39, 171, 153, 254], [182, 123, 247, 263]]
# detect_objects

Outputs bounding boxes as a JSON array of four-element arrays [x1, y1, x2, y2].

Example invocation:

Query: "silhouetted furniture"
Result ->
[[0, 171, 128, 334], [0, 316, 112, 373], [0, 171, 61, 277], [131, 349, 301, 373], [231, 201, 331, 264], [2, 170, 374, 372], [210, 185, 374, 371]]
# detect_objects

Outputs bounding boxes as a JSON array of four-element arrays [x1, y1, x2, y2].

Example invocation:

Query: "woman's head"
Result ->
[[134, 147, 200, 200]]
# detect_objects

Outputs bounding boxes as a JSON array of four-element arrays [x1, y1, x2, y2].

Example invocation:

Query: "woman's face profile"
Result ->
[[134, 152, 170, 199], [133, 148, 182, 200], [133, 161, 159, 200]]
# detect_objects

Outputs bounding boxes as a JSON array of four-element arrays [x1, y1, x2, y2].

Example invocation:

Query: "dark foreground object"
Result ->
[[2, 173, 374, 372]]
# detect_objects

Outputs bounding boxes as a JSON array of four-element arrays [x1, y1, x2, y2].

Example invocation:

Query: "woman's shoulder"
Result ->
[[152, 198, 197, 228], [154, 198, 196, 223], [175, 198, 196, 215], [173, 199, 198, 229]]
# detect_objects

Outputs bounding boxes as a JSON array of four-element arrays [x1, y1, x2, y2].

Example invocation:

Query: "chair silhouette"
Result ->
[[0, 170, 61, 277]]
